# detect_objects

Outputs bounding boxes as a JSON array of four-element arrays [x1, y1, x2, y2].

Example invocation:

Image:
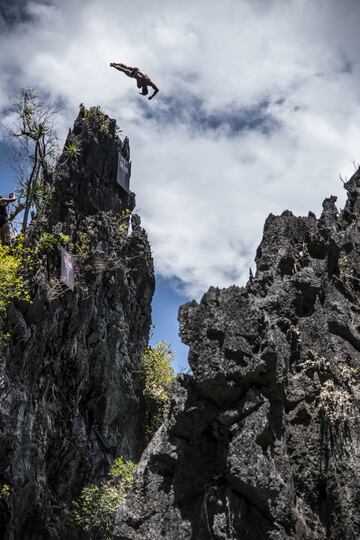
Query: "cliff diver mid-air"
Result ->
[[110, 62, 159, 100]]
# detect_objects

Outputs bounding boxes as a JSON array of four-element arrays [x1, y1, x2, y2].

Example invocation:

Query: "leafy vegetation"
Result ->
[[71, 457, 136, 539], [0, 484, 10, 500], [36, 232, 70, 254], [142, 341, 175, 401], [117, 208, 132, 233], [84, 106, 113, 138], [109, 208, 132, 246], [64, 141, 80, 160], [7, 89, 59, 235], [141, 341, 175, 439], [0, 228, 73, 314], [0, 239, 32, 313], [75, 230, 92, 264]]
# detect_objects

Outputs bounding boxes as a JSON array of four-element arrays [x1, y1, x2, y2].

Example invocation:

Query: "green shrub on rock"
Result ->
[[142, 341, 175, 401], [64, 141, 80, 160], [0, 239, 32, 313], [36, 232, 70, 254], [141, 341, 175, 439], [84, 106, 113, 138], [71, 457, 136, 539], [0, 484, 10, 499]]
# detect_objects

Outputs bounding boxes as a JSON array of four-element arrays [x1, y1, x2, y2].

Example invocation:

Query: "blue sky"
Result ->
[[2, 0, 360, 371], [0, 144, 16, 189], [150, 276, 189, 372]]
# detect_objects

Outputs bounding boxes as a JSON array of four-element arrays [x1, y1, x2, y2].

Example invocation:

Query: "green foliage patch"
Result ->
[[0, 484, 10, 499], [141, 341, 175, 439], [0, 229, 72, 315], [142, 341, 175, 401], [64, 141, 80, 160], [0, 239, 32, 313], [108, 208, 132, 248], [75, 230, 92, 264], [36, 232, 70, 254], [71, 457, 136, 539], [84, 106, 113, 138]]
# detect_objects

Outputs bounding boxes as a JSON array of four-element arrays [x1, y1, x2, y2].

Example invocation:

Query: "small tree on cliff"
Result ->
[[71, 457, 136, 539], [7, 89, 59, 235], [141, 341, 175, 440]]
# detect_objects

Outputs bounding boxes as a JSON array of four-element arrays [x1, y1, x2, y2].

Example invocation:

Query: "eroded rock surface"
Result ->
[[115, 176, 360, 539], [0, 107, 154, 539]]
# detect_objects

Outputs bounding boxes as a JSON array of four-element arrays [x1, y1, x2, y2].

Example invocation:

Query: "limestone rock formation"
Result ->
[[0, 107, 154, 539], [115, 175, 360, 539]]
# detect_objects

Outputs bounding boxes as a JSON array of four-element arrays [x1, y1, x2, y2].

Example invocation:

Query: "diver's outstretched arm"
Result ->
[[1, 193, 16, 204], [148, 83, 159, 100]]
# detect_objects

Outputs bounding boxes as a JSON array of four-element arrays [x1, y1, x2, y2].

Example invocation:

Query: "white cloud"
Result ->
[[1, 0, 360, 297]]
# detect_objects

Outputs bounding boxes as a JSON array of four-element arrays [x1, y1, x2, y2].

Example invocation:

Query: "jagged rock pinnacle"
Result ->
[[0, 106, 154, 538], [114, 171, 360, 540]]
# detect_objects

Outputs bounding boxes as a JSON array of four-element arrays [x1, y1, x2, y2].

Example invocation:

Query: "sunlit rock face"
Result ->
[[0, 107, 154, 539], [115, 174, 360, 540]]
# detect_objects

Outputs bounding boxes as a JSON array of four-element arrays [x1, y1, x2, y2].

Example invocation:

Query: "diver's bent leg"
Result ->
[[3, 223, 10, 245], [116, 63, 136, 72], [115, 66, 135, 77]]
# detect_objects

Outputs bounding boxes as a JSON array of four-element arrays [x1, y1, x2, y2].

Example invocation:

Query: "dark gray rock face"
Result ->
[[114, 175, 360, 539], [0, 108, 154, 539]]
